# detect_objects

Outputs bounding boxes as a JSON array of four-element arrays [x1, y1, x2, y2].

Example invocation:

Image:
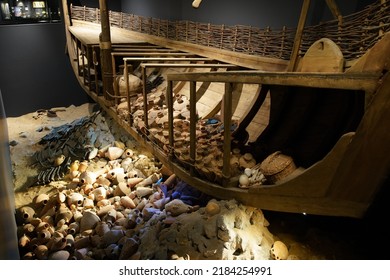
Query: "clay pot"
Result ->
[[34, 193, 50, 207], [103, 229, 125, 246], [165, 199, 192, 217], [95, 222, 111, 237], [54, 154, 66, 166], [75, 248, 90, 259], [136, 173, 159, 187], [105, 244, 121, 259], [119, 238, 139, 260], [40, 206, 56, 219], [20, 206, 35, 223], [97, 205, 115, 217], [106, 147, 124, 161], [114, 182, 130, 196], [65, 234, 74, 249], [73, 210, 83, 223], [127, 177, 144, 187], [122, 148, 134, 158], [68, 222, 80, 235], [205, 200, 221, 216], [79, 171, 97, 185], [135, 186, 153, 198], [74, 236, 91, 249], [121, 157, 133, 171], [93, 186, 107, 201], [38, 229, 52, 243], [69, 160, 80, 172], [81, 184, 94, 195], [34, 244, 49, 260], [96, 176, 111, 187], [120, 196, 136, 209], [23, 224, 35, 235], [270, 240, 289, 260], [18, 234, 30, 248], [48, 250, 70, 260], [238, 174, 250, 189], [49, 236, 67, 252], [104, 209, 117, 224], [114, 140, 126, 150], [55, 204, 73, 224], [113, 172, 126, 184], [79, 211, 101, 232], [78, 160, 89, 172], [36, 221, 51, 233], [114, 217, 128, 227], [96, 199, 111, 208], [152, 197, 170, 210], [239, 153, 256, 169], [67, 192, 84, 208], [107, 167, 125, 180], [56, 192, 67, 204], [30, 217, 42, 227]]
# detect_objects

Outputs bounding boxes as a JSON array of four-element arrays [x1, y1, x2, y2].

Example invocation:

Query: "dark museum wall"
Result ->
[[121, 0, 376, 28], [0, 22, 89, 117], [0, 0, 376, 117]]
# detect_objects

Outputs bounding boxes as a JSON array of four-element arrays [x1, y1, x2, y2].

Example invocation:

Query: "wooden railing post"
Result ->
[[167, 80, 174, 160], [189, 81, 197, 176], [124, 59, 132, 125], [280, 26, 286, 58], [287, 0, 311, 72], [222, 82, 233, 187], [142, 66, 149, 131]]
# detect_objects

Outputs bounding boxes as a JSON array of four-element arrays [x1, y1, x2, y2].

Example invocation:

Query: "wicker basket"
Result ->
[[259, 151, 296, 184]]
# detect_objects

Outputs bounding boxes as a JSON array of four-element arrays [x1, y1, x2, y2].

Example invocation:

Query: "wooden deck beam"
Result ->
[[140, 63, 238, 68], [167, 71, 381, 93]]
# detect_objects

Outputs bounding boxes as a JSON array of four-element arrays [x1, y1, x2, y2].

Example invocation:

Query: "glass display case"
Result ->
[[0, 0, 61, 24]]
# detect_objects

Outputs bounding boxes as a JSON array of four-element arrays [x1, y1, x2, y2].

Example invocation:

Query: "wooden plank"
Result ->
[[328, 72, 390, 203], [222, 83, 233, 184], [123, 57, 213, 62], [189, 81, 197, 175], [325, 0, 342, 20], [71, 20, 288, 71], [287, 0, 311, 72], [120, 52, 197, 56], [68, 23, 145, 45], [167, 71, 380, 92], [112, 48, 179, 52], [300, 38, 344, 73], [140, 63, 238, 68]]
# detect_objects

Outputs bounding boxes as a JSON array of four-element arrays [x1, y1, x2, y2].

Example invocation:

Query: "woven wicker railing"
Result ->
[[70, 0, 389, 61]]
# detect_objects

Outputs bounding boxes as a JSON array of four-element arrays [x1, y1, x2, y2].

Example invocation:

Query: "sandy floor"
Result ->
[[7, 103, 97, 208], [6, 102, 388, 260]]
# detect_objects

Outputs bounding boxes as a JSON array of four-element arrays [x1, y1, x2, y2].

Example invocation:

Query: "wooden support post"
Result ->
[[325, 0, 342, 20], [93, 48, 99, 94], [167, 80, 174, 159], [280, 26, 286, 58], [189, 81, 197, 176], [287, 0, 311, 72], [222, 82, 233, 187], [142, 66, 149, 130], [124, 60, 132, 125], [99, 0, 114, 104]]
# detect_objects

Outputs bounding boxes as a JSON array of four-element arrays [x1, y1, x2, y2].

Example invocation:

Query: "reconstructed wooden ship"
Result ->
[[61, 0, 390, 218]]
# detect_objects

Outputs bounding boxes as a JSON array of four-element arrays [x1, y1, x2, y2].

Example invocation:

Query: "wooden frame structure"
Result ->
[[62, 0, 390, 218]]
